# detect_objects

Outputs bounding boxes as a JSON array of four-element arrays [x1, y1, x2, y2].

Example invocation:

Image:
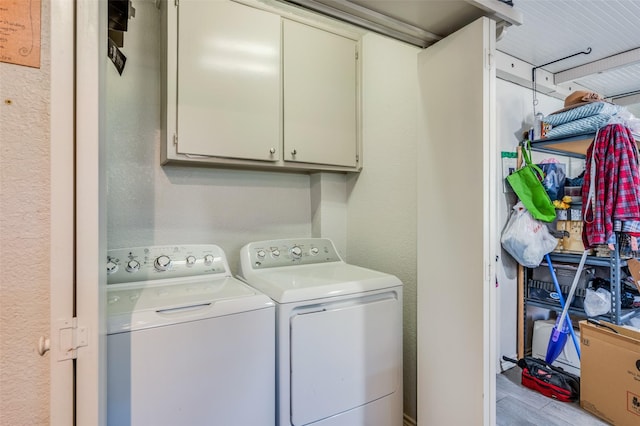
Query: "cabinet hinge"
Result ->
[[355, 50, 359, 60], [55, 318, 88, 361], [173, 133, 178, 146], [356, 154, 359, 162], [174, 0, 179, 6]]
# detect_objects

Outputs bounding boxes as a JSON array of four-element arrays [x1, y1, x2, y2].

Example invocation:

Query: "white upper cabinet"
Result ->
[[283, 19, 358, 168], [174, 0, 281, 162], [162, 0, 362, 172]]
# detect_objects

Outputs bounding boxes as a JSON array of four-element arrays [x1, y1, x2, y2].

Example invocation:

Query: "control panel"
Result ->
[[107, 244, 229, 285], [241, 238, 342, 270]]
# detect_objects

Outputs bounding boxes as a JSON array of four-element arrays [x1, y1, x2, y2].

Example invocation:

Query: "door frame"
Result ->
[[50, 0, 75, 423], [75, 0, 108, 424], [50, 0, 107, 424]]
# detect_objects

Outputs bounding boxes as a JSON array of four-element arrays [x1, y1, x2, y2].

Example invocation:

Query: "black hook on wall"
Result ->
[[531, 47, 593, 115]]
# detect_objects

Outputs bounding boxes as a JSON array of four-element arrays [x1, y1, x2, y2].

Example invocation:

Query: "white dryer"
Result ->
[[106, 244, 275, 426], [239, 238, 403, 426]]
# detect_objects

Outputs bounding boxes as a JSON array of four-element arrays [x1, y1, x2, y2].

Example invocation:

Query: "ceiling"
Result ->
[[496, 0, 640, 116], [284, 0, 640, 116]]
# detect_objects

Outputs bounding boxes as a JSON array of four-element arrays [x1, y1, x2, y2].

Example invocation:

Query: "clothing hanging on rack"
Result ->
[[582, 124, 640, 251]]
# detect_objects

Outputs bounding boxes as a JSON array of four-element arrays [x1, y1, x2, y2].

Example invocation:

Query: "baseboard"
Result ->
[[403, 413, 417, 426]]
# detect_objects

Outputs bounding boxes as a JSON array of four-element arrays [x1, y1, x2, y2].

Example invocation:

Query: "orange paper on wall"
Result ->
[[0, 0, 41, 68]]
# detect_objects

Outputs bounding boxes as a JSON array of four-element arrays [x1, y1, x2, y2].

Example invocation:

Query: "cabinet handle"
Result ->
[[269, 148, 276, 154], [291, 149, 297, 156]]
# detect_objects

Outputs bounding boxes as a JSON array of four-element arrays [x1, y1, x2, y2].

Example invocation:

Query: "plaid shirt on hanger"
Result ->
[[582, 124, 640, 249]]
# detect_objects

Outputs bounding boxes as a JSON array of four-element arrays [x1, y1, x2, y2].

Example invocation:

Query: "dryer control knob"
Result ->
[[310, 247, 319, 256], [290, 246, 302, 259], [185, 255, 197, 266], [126, 259, 140, 273], [107, 261, 118, 275], [257, 249, 266, 259], [203, 254, 214, 265], [154, 255, 172, 271]]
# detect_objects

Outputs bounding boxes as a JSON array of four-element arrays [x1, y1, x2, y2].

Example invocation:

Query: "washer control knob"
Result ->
[[290, 246, 302, 259], [257, 249, 266, 259], [106, 261, 118, 275], [126, 259, 140, 273], [185, 255, 197, 266], [154, 255, 172, 271], [310, 247, 319, 256], [271, 249, 280, 257], [203, 254, 214, 265]]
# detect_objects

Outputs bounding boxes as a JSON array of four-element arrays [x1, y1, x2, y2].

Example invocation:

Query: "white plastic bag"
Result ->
[[584, 287, 611, 317], [501, 201, 558, 268]]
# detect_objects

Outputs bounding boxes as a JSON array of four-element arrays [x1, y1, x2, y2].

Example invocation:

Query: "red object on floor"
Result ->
[[503, 355, 580, 402], [521, 366, 577, 402]]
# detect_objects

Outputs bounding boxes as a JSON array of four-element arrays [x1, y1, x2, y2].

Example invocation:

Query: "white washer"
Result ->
[[239, 238, 403, 426], [106, 244, 275, 426]]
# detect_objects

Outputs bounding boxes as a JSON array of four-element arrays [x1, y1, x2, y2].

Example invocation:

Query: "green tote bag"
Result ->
[[506, 142, 556, 222]]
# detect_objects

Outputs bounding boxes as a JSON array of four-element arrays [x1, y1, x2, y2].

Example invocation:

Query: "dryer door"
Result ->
[[289, 292, 401, 425]]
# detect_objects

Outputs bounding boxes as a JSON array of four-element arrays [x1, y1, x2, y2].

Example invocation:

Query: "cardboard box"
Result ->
[[625, 258, 640, 293], [579, 320, 640, 425]]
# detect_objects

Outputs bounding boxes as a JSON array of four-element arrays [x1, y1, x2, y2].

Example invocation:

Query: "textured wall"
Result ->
[[346, 33, 420, 422], [0, 1, 51, 424]]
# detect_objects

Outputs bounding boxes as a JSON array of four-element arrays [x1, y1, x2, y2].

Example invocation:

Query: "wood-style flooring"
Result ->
[[496, 367, 609, 426]]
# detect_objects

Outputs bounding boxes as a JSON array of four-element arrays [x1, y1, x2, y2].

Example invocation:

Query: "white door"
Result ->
[[416, 17, 497, 426]]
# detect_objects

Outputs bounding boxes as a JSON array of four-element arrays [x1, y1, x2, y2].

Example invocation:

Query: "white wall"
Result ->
[[346, 32, 420, 422], [495, 79, 572, 365]]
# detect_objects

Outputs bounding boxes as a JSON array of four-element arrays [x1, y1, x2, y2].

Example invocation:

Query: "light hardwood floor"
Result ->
[[496, 367, 609, 426]]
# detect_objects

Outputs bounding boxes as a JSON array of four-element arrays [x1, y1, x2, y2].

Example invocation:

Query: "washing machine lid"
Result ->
[[107, 276, 274, 334], [239, 262, 402, 303]]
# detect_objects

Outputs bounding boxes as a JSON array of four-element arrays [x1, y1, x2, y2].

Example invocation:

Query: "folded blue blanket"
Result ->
[[544, 102, 621, 126], [544, 113, 612, 139]]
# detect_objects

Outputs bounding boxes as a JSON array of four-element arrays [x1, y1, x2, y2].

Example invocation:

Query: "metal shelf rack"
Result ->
[[516, 131, 640, 357]]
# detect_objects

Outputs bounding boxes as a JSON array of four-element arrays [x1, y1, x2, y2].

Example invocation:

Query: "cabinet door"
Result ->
[[177, 0, 281, 161], [283, 19, 358, 168]]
